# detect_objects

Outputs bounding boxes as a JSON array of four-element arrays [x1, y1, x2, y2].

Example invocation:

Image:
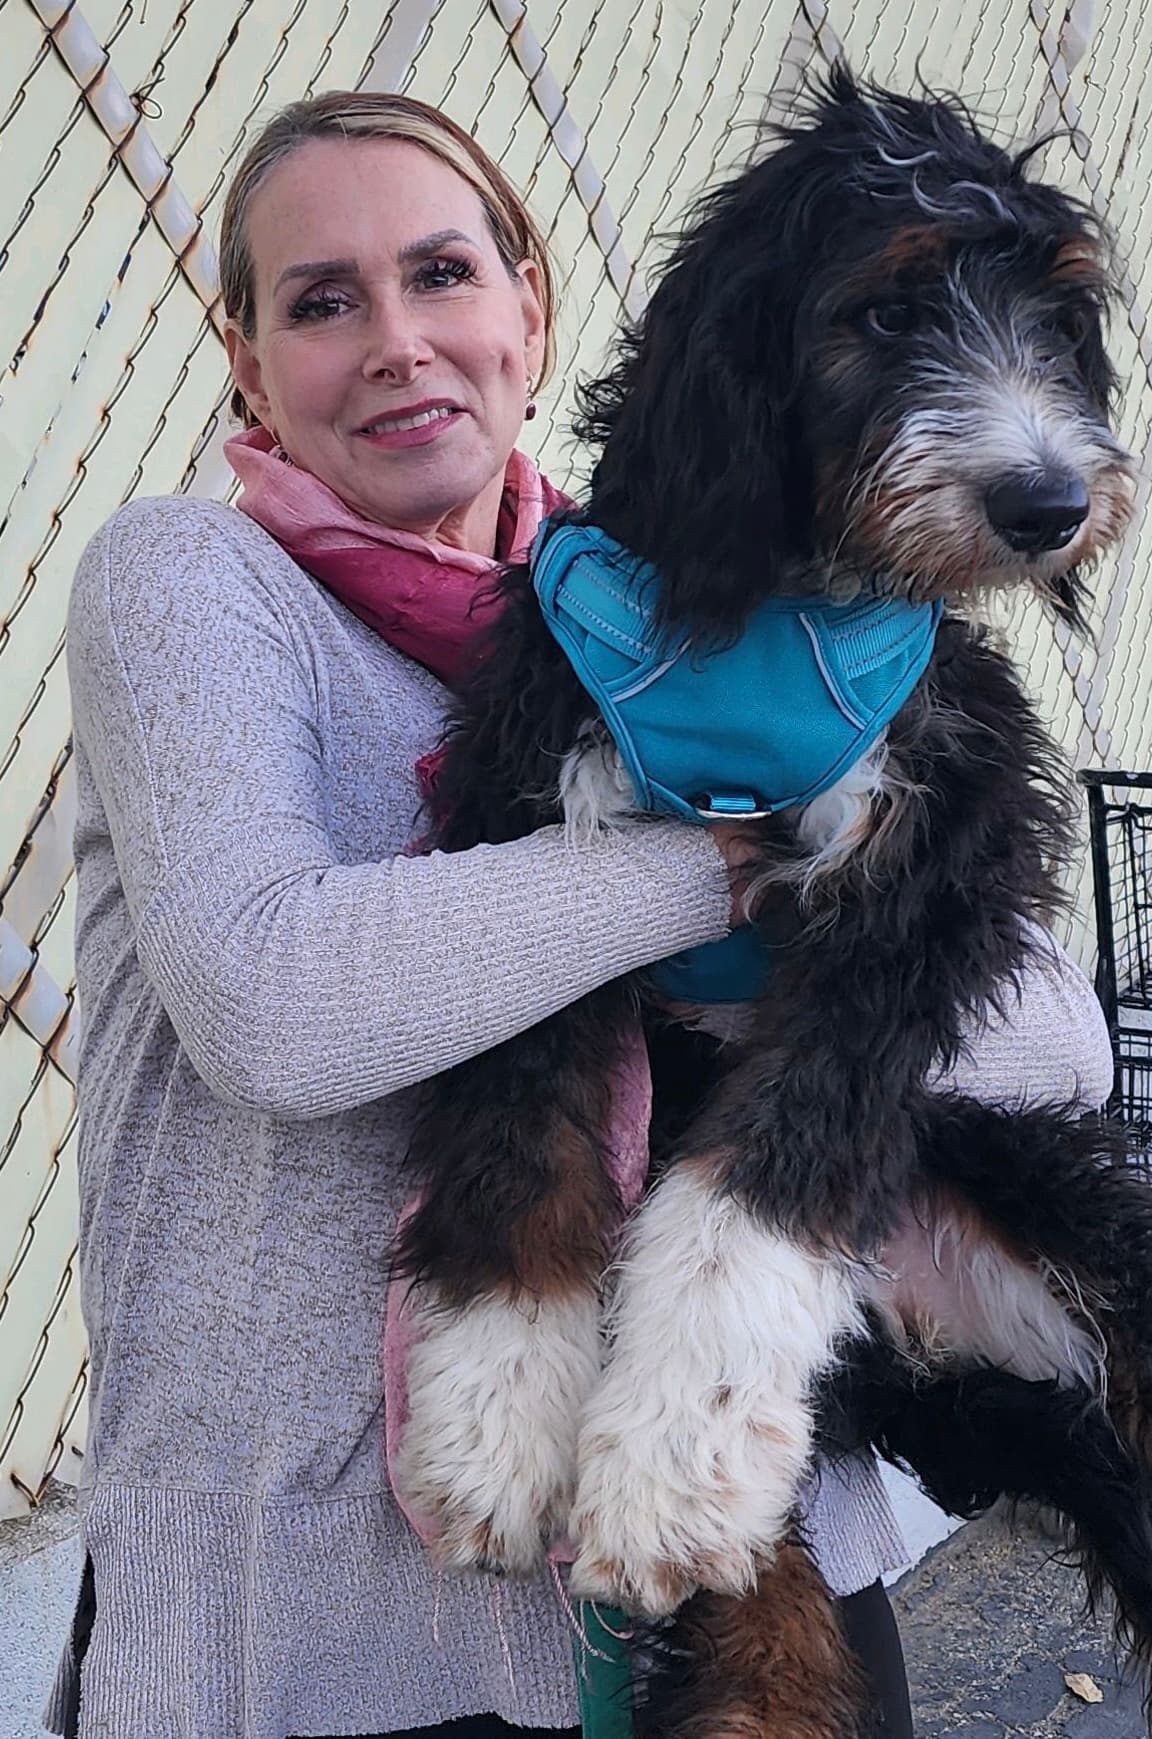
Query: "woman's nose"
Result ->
[[361, 295, 433, 383]]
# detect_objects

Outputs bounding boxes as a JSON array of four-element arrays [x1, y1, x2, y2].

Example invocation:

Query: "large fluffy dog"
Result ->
[[393, 70, 1152, 1735]]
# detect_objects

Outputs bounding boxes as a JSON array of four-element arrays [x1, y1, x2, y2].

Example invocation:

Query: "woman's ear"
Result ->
[[225, 321, 274, 431], [514, 260, 548, 385]]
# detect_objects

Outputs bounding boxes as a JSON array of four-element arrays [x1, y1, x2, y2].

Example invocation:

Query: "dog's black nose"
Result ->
[[985, 473, 1090, 554]]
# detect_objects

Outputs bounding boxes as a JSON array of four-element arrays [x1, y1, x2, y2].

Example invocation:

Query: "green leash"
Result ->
[[573, 1603, 634, 1739]]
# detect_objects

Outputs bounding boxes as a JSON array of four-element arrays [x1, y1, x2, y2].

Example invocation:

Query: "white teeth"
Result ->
[[362, 406, 453, 435]]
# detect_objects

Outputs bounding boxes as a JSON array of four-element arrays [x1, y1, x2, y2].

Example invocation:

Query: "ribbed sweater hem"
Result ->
[[43, 1466, 905, 1738]]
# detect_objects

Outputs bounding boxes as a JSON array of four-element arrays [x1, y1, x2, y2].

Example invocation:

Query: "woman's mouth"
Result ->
[[356, 404, 463, 448]]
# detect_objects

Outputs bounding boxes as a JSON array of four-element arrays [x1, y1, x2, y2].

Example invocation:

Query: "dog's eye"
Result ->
[[1047, 304, 1094, 345], [863, 302, 919, 338]]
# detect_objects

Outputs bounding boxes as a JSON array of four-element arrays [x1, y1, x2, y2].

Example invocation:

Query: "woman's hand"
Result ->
[[710, 821, 766, 927]]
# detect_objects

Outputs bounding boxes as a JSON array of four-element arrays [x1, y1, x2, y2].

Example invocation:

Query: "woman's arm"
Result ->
[[68, 497, 730, 1120], [933, 927, 1114, 1112]]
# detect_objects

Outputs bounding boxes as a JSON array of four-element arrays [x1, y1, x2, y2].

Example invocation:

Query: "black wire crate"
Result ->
[[1112, 1028, 1152, 1158], [1080, 769, 1152, 1162]]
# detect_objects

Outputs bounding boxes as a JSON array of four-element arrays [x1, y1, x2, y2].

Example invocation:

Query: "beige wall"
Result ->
[[1, 0, 1146, 1514]]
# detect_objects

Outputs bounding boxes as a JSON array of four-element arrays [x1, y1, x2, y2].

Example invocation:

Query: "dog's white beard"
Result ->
[[568, 1159, 866, 1615]]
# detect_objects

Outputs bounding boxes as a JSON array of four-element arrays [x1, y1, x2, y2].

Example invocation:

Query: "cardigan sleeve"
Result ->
[[933, 927, 1113, 1113], [67, 498, 730, 1119]]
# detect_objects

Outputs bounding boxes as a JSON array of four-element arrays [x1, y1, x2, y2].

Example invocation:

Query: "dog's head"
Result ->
[[579, 67, 1134, 634]]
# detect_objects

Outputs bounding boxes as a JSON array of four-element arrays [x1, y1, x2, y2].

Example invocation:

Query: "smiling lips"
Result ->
[[357, 402, 462, 448]]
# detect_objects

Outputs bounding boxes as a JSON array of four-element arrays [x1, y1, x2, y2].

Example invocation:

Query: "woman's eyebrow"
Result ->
[[274, 258, 358, 294], [397, 228, 476, 263], [272, 232, 477, 296]]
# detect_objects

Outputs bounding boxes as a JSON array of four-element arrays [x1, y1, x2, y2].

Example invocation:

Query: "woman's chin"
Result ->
[[358, 453, 507, 541]]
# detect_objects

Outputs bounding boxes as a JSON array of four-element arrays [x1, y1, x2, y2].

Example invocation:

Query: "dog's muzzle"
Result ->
[[984, 470, 1090, 554]]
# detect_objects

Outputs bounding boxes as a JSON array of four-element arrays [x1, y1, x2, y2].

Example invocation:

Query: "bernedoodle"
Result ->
[[393, 69, 1152, 1737]]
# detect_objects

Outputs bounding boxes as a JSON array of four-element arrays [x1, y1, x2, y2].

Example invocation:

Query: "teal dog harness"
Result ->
[[532, 523, 942, 1000]]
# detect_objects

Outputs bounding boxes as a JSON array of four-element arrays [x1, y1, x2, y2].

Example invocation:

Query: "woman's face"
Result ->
[[226, 137, 547, 551]]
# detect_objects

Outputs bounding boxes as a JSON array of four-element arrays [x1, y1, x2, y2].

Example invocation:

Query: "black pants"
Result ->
[[65, 1564, 912, 1739], [840, 1578, 915, 1739]]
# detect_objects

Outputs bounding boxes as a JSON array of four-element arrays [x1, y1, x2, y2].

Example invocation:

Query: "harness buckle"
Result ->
[[691, 792, 774, 822]]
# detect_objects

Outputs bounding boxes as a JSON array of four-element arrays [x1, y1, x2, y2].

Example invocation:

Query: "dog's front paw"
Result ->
[[395, 1286, 601, 1576], [567, 1394, 797, 1615], [567, 1469, 709, 1615], [565, 1159, 866, 1613]]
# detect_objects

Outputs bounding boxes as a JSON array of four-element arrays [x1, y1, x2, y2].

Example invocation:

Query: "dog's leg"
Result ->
[[568, 872, 927, 1609], [921, 1099, 1152, 1471], [568, 830, 932, 1613], [867, 1186, 1105, 1390], [394, 987, 631, 1574], [569, 1153, 865, 1613], [827, 1343, 1152, 1678], [633, 1537, 868, 1739], [396, 1285, 602, 1576]]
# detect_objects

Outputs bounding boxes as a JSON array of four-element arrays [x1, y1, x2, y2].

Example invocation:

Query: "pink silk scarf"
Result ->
[[225, 424, 571, 687]]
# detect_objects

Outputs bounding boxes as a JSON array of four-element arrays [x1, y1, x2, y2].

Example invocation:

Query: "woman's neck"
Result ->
[[400, 467, 507, 559]]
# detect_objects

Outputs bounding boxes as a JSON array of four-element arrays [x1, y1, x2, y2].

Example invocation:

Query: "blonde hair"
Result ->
[[219, 90, 557, 425]]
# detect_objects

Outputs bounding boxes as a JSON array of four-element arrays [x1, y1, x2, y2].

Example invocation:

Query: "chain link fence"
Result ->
[[2, 0, 1150, 1517]]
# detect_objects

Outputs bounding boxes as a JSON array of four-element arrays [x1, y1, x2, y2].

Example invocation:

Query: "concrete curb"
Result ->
[[0, 1484, 81, 1739], [893, 1503, 1142, 1737]]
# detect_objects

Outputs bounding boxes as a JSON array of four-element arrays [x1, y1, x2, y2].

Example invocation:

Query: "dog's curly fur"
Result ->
[[393, 68, 1152, 1738]]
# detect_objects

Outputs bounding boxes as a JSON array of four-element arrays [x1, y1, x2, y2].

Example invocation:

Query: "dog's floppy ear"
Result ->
[[1066, 259, 1122, 424], [573, 128, 843, 637]]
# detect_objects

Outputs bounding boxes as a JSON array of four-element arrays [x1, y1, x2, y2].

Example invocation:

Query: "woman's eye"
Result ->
[[863, 301, 919, 338], [415, 256, 477, 290], [288, 289, 351, 322]]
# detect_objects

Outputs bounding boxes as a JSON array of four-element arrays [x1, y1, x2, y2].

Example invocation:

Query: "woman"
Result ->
[[50, 91, 1113, 1739]]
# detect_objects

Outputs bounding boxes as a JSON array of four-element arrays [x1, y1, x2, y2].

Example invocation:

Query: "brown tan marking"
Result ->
[[1049, 237, 1108, 287], [654, 1542, 868, 1739], [505, 1112, 623, 1298], [875, 222, 953, 275]]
